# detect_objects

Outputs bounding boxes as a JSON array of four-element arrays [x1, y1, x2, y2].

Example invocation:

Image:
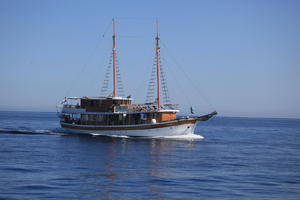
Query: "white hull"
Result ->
[[61, 122, 198, 137]]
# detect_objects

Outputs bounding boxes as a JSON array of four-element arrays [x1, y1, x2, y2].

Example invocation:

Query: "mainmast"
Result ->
[[112, 18, 117, 97], [155, 20, 161, 110]]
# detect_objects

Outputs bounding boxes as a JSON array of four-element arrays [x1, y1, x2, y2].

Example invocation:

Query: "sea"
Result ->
[[0, 111, 299, 200]]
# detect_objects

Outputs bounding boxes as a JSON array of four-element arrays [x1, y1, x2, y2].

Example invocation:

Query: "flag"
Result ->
[[190, 106, 194, 114]]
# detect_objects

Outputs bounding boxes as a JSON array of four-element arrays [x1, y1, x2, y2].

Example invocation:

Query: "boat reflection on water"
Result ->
[[73, 135, 201, 199]]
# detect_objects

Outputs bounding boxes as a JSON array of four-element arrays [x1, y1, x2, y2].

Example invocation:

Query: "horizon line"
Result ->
[[0, 109, 299, 120]]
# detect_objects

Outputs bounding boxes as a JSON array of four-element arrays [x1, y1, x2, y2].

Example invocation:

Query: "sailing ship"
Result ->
[[58, 19, 217, 137]]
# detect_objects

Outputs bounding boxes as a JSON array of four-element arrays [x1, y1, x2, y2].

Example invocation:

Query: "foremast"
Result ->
[[112, 18, 117, 97], [155, 20, 161, 110]]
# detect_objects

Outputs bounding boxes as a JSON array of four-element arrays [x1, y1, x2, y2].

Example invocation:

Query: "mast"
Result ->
[[155, 20, 161, 110], [112, 18, 117, 97]]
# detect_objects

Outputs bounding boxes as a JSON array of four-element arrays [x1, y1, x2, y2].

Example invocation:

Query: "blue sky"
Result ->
[[0, 0, 299, 118]]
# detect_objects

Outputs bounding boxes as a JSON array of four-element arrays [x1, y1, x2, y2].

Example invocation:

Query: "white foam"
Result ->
[[90, 133, 129, 138], [151, 133, 204, 140], [1, 128, 203, 140], [34, 129, 52, 134], [33, 129, 68, 135], [0, 128, 60, 135], [90, 133, 203, 140]]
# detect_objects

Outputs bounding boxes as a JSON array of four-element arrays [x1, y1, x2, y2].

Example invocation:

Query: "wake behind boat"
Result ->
[[58, 19, 217, 137]]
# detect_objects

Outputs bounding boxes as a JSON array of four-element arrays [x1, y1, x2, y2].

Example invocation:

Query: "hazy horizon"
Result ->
[[0, 107, 299, 120]]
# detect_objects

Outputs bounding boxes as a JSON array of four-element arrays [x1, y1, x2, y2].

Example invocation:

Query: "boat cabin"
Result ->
[[60, 96, 178, 126], [80, 97, 131, 112]]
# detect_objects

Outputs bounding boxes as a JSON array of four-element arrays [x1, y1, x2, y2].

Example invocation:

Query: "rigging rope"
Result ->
[[64, 39, 103, 98], [161, 41, 216, 112], [160, 56, 192, 108], [64, 20, 113, 98]]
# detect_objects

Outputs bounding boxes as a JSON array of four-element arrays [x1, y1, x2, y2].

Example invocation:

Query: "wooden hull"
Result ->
[[60, 118, 198, 137]]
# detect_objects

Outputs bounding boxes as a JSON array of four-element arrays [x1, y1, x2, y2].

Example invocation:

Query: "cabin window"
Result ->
[[81, 114, 88, 121], [115, 106, 129, 112], [90, 100, 97, 106], [87, 115, 97, 121], [140, 113, 147, 120], [96, 115, 103, 121], [118, 115, 123, 120]]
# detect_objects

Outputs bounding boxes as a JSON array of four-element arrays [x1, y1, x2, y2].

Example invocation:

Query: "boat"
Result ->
[[58, 19, 217, 137]]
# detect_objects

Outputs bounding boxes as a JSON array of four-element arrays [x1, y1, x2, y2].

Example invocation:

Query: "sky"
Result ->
[[0, 0, 299, 118]]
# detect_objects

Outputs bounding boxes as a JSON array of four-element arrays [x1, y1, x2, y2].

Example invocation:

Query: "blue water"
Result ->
[[0, 111, 299, 200]]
